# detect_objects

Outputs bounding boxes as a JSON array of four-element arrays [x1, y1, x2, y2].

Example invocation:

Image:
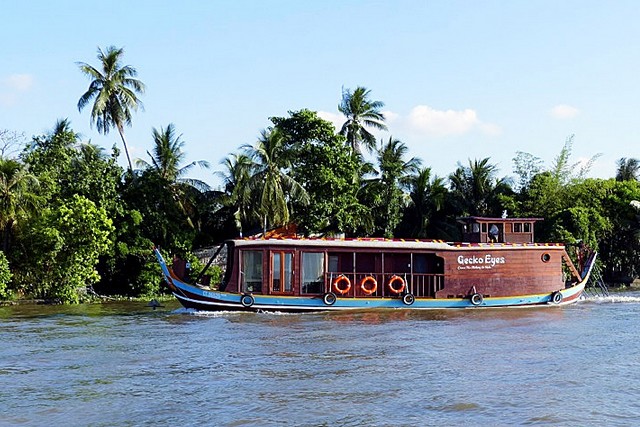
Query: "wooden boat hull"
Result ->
[[154, 248, 593, 312]]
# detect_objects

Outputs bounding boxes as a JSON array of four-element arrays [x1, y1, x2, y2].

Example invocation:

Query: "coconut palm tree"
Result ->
[[77, 45, 145, 173], [404, 167, 448, 238], [216, 152, 255, 236], [362, 137, 421, 237], [136, 123, 210, 191], [243, 128, 309, 231], [0, 159, 40, 252], [136, 124, 210, 229], [449, 157, 510, 217], [616, 157, 640, 181], [338, 86, 387, 153]]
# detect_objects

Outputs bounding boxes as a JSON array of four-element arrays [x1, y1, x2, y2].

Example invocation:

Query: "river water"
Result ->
[[1, 293, 640, 427]]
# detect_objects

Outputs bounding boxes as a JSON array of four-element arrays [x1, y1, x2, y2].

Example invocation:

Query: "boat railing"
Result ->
[[325, 272, 445, 298]]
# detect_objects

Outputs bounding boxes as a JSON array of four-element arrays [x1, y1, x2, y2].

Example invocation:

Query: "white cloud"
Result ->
[[6, 74, 34, 91], [382, 110, 399, 124], [1, 74, 34, 107], [319, 105, 500, 140], [317, 111, 345, 132], [550, 104, 579, 119], [405, 105, 501, 137]]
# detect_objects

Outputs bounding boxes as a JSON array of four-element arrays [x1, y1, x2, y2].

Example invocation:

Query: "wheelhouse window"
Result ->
[[242, 250, 263, 293], [513, 223, 523, 233], [523, 223, 531, 233], [271, 251, 293, 293], [302, 252, 324, 294]]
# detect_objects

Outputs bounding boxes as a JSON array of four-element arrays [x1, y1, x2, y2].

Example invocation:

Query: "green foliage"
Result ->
[[616, 157, 640, 182], [512, 151, 543, 191], [363, 137, 421, 237], [243, 127, 309, 230], [0, 251, 11, 299], [338, 86, 387, 153], [77, 45, 145, 172], [271, 110, 370, 235], [0, 157, 40, 253], [12, 195, 114, 302], [449, 158, 512, 217], [122, 172, 196, 249], [397, 167, 449, 238], [550, 135, 601, 185]]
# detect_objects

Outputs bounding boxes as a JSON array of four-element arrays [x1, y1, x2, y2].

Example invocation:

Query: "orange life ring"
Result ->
[[360, 276, 378, 295], [387, 275, 405, 294], [332, 275, 351, 295]]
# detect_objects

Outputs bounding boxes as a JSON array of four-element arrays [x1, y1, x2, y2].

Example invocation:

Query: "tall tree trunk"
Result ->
[[117, 125, 134, 173], [2, 222, 13, 253]]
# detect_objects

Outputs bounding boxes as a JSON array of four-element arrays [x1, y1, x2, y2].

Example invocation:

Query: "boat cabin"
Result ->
[[220, 239, 448, 298], [458, 216, 542, 244]]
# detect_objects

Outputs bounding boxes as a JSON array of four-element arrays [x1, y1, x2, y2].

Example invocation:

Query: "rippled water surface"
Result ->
[[2, 293, 640, 426]]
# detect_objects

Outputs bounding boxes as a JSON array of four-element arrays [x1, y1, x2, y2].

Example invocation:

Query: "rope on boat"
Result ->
[[583, 264, 609, 298]]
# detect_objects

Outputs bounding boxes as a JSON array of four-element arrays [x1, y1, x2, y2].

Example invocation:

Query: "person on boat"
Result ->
[[489, 224, 499, 243]]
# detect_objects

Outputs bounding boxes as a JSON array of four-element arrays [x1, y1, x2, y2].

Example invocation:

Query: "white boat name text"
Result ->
[[457, 254, 505, 270]]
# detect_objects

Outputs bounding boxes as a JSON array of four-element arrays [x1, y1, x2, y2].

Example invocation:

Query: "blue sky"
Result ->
[[2, 0, 639, 188]]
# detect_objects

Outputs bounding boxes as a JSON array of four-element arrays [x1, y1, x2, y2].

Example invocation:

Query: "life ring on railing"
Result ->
[[470, 293, 484, 306], [332, 275, 351, 295], [360, 276, 378, 295], [387, 275, 406, 294], [551, 291, 563, 304]]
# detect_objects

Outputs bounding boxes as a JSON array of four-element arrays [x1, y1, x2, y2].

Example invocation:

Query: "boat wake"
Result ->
[[582, 292, 640, 304]]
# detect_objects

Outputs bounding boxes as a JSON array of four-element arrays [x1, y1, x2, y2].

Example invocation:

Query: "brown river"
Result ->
[[1, 293, 640, 426]]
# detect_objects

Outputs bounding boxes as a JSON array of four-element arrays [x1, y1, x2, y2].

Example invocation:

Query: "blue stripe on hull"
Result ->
[[171, 280, 586, 312]]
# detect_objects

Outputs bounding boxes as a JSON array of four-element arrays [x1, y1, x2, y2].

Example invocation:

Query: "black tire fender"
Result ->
[[551, 291, 563, 304], [402, 293, 415, 306], [240, 294, 255, 308], [470, 293, 484, 306], [322, 292, 337, 306]]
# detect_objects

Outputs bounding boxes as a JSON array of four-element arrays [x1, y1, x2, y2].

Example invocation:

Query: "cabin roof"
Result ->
[[457, 216, 544, 223], [229, 237, 563, 250], [232, 238, 451, 250]]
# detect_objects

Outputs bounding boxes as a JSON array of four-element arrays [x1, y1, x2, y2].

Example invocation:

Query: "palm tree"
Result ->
[[0, 159, 40, 252], [216, 152, 255, 236], [365, 137, 421, 237], [338, 86, 387, 153], [405, 167, 447, 238], [449, 158, 510, 217], [616, 157, 640, 181], [77, 45, 145, 173], [136, 123, 210, 191], [243, 128, 309, 231], [136, 124, 210, 229]]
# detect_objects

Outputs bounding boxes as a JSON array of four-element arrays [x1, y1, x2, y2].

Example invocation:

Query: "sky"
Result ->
[[2, 0, 639, 189]]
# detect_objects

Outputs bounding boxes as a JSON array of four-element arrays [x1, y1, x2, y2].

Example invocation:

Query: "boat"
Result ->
[[153, 216, 597, 312]]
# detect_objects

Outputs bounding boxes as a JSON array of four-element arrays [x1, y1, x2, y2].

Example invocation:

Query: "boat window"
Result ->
[[241, 250, 263, 293], [302, 252, 324, 294], [474, 223, 482, 233], [328, 253, 352, 273], [271, 251, 293, 293], [385, 253, 411, 273], [356, 253, 377, 273], [273, 253, 281, 291], [524, 223, 531, 233], [513, 223, 523, 233]]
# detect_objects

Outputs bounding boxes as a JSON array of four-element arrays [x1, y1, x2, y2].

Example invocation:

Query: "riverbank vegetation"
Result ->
[[2, 46, 640, 303]]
